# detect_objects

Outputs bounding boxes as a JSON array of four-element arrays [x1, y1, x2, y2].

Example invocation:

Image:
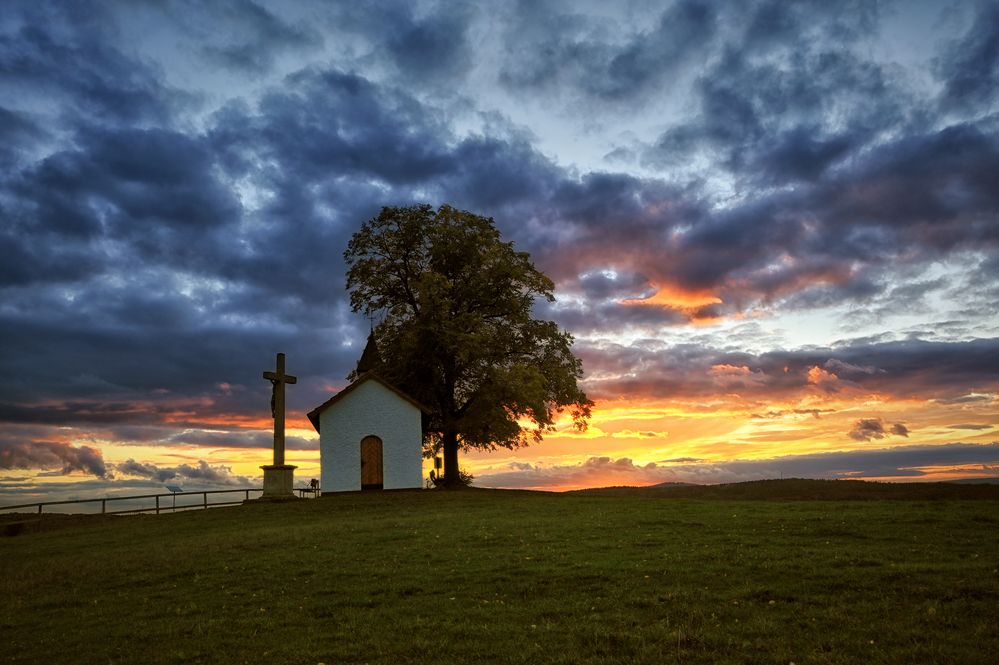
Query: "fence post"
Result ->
[[101, 499, 106, 514], [203, 492, 207, 509], [245, 489, 249, 501], [155, 495, 160, 515], [37, 504, 42, 514]]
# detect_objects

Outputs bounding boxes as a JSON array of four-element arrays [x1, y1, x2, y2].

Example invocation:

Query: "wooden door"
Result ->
[[360, 436, 383, 490]]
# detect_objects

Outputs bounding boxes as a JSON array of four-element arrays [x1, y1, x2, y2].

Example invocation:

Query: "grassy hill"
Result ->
[[2, 483, 998, 664]]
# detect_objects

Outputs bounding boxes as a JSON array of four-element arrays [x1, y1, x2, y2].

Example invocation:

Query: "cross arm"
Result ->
[[263, 371, 298, 384]]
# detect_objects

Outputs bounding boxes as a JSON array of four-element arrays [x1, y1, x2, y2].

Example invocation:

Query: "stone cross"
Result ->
[[263, 352, 297, 466]]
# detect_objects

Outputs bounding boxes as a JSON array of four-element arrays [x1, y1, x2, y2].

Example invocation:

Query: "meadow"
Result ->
[[2, 483, 998, 664]]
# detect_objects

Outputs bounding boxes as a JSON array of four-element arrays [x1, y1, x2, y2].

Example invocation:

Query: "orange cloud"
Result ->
[[621, 282, 722, 318], [807, 366, 839, 388]]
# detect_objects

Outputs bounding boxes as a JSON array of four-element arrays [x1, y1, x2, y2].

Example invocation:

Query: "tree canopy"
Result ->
[[345, 204, 592, 486]]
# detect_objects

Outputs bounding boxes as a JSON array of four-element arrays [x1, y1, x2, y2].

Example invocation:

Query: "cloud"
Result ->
[[934, 393, 996, 405], [848, 418, 909, 442], [823, 359, 882, 376], [950, 423, 993, 431], [751, 409, 834, 419], [0, 2, 183, 126], [890, 422, 910, 437], [375, 3, 476, 87], [609, 429, 667, 440], [0, 440, 109, 478], [194, 0, 323, 73], [475, 443, 999, 489], [934, 1, 999, 112], [499, 0, 718, 104], [167, 429, 317, 451], [0, 105, 45, 168], [114, 458, 251, 486], [642, 4, 902, 185], [4, 125, 242, 284], [579, 336, 999, 405]]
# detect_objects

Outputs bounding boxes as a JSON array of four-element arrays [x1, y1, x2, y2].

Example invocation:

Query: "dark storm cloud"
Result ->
[[580, 337, 999, 403], [0, 105, 44, 167], [211, 65, 557, 215], [206, 65, 569, 306], [0, 62, 562, 427], [0, 2, 181, 126], [0, 15, 401, 419], [740, 0, 881, 51], [644, 37, 909, 184], [574, 270, 651, 300], [521, 172, 709, 300], [0, 307, 355, 419], [6, 0, 980, 336], [476, 443, 999, 489], [4, 125, 242, 275], [0, 16, 566, 430], [376, 2, 475, 86], [0, 402, 164, 426], [638, 0, 895, 183], [625, 120, 999, 309], [317, 0, 477, 87], [935, 1, 999, 112], [210, 66, 455, 185], [0, 440, 109, 478], [814, 123, 999, 240], [193, 0, 323, 73], [498, 0, 718, 103], [543, 299, 689, 335], [601, 5, 997, 313], [507, 120, 998, 322]]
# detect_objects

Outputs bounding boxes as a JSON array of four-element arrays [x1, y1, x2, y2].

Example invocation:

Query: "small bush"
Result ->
[[427, 468, 474, 488]]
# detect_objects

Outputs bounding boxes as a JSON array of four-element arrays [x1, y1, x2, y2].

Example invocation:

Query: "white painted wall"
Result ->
[[318, 379, 423, 492]]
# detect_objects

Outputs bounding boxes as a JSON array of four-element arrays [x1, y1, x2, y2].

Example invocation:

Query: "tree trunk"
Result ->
[[442, 428, 460, 487]]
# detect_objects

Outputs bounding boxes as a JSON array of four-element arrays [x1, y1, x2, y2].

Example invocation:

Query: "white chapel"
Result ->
[[307, 334, 426, 492]]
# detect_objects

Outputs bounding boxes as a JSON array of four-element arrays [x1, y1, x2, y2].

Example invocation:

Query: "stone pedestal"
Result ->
[[259, 464, 298, 501]]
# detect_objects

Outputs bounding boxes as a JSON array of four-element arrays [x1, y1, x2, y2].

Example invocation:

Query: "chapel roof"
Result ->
[[306, 371, 429, 433], [355, 330, 382, 374]]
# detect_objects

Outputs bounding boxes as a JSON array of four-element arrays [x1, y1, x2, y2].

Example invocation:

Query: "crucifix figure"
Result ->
[[263, 352, 297, 466]]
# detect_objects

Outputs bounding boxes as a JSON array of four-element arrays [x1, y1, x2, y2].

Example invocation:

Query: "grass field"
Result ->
[[2, 483, 998, 664]]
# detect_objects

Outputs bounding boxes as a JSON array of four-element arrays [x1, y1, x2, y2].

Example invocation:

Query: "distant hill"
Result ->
[[568, 477, 999, 500]]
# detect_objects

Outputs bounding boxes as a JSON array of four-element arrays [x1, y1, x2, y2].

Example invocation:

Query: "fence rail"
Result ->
[[0, 488, 266, 516]]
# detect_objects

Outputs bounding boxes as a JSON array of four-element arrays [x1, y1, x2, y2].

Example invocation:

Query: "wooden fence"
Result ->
[[0, 488, 265, 516]]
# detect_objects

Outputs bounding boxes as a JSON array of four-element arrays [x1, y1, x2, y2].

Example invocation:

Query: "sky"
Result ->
[[1, 0, 998, 503]]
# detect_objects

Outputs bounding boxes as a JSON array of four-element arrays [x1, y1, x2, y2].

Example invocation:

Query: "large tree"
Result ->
[[345, 204, 592, 486]]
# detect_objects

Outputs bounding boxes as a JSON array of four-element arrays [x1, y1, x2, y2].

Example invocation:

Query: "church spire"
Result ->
[[356, 330, 383, 374]]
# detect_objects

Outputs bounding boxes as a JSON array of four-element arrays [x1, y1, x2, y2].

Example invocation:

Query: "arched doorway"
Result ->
[[360, 435, 383, 490]]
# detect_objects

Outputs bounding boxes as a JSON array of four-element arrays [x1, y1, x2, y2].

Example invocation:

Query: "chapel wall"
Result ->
[[319, 380, 423, 491]]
